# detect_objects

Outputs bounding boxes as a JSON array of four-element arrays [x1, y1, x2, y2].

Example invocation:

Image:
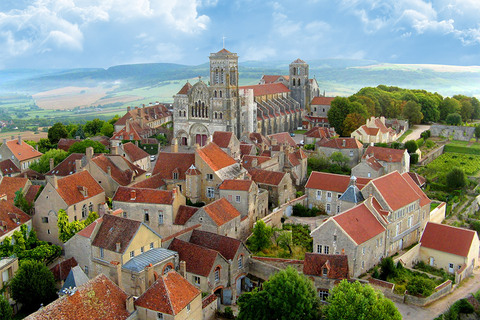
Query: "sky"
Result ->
[[0, 0, 480, 69]]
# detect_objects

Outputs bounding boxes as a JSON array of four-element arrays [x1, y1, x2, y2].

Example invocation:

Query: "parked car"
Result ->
[[150, 155, 156, 161]]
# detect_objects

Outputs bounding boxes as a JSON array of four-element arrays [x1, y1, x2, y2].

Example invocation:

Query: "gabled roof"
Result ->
[[267, 132, 297, 147], [360, 125, 380, 136], [292, 58, 306, 64], [130, 173, 166, 189], [305, 171, 370, 192], [189, 229, 242, 260], [57, 138, 82, 152], [196, 142, 236, 172], [310, 96, 335, 106], [421, 222, 477, 257], [303, 253, 349, 279], [153, 152, 195, 180], [317, 137, 363, 149], [112, 186, 174, 205], [168, 238, 220, 277], [0, 176, 29, 205], [202, 198, 240, 226], [239, 83, 290, 97], [212, 131, 234, 149], [177, 82, 192, 95], [24, 184, 41, 203], [0, 199, 30, 237], [401, 172, 431, 207], [363, 146, 406, 163], [333, 203, 385, 245], [248, 169, 286, 186], [0, 159, 20, 176], [60, 266, 89, 294], [406, 172, 426, 187], [305, 127, 336, 139], [55, 171, 104, 206], [91, 215, 143, 254], [369, 171, 422, 211], [174, 205, 200, 225], [46, 153, 84, 176], [216, 48, 232, 54], [338, 183, 364, 204], [241, 155, 271, 169], [239, 143, 255, 156], [261, 75, 288, 84], [5, 139, 42, 161], [121, 142, 150, 162], [50, 257, 78, 282], [92, 154, 146, 186], [114, 104, 171, 126], [25, 274, 129, 320], [135, 270, 200, 315], [219, 179, 253, 191]]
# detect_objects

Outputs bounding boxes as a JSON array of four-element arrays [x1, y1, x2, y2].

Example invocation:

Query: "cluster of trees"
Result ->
[[308, 152, 351, 176], [47, 117, 117, 145], [57, 209, 99, 243], [328, 85, 480, 136]]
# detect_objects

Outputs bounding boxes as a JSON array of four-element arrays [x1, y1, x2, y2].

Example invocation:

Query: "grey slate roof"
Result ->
[[338, 184, 364, 204], [60, 266, 89, 295], [123, 248, 177, 272]]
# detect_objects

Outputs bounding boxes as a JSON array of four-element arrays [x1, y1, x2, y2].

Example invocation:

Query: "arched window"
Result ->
[[89, 202, 93, 213], [219, 91, 222, 98], [230, 67, 236, 85], [219, 113, 223, 119], [215, 69, 219, 84], [214, 90, 217, 98], [297, 79, 301, 86], [293, 67, 297, 75], [214, 112, 217, 119], [163, 264, 172, 275], [178, 110, 182, 117], [82, 204, 88, 218], [214, 266, 221, 282]]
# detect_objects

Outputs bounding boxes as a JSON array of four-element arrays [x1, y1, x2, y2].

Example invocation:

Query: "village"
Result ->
[[1, 48, 480, 320]]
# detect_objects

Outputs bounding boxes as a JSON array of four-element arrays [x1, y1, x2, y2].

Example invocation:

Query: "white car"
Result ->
[[150, 155, 156, 162]]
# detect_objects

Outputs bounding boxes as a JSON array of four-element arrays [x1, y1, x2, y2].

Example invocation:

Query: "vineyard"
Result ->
[[426, 152, 480, 176]]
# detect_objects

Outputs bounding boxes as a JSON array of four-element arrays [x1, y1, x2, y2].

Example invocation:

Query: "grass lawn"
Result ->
[[398, 129, 413, 142], [294, 129, 307, 134], [444, 140, 480, 155]]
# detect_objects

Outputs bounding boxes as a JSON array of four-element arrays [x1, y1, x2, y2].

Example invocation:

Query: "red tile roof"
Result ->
[[361, 125, 380, 136], [0, 199, 30, 237], [310, 96, 335, 106], [363, 146, 406, 163], [369, 171, 422, 211], [130, 173, 166, 189], [305, 127, 336, 139], [135, 270, 200, 315], [177, 82, 192, 95], [303, 253, 349, 279], [212, 131, 234, 149], [26, 274, 129, 320], [92, 214, 142, 254], [0, 159, 20, 175], [267, 132, 297, 147], [196, 142, 236, 172], [76, 217, 103, 239], [333, 203, 385, 245], [401, 172, 431, 207], [317, 137, 363, 149], [406, 172, 426, 187], [113, 186, 174, 205], [111, 125, 142, 142], [57, 138, 82, 152], [421, 222, 477, 257], [0, 176, 29, 205], [239, 83, 290, 97], [174, 205, 199, 225], [261, 75, 288, 84], [46, 153, 84, 176], [189, 229, 242, 261], [365, 156, 384, 171], [168, 238, 220, 277], [121, 142, 150, 162], [241, 155, 271, 169], [153, 152, 195, 180], [217, 48, 232, 54], [248, 169, 286, 186], [219, 179, 253, 191], [55, 171, 104, 206], [239, 143, 255, 156], [203, 198, 240, 226], [114, 104, 171, 126], [92, 154, 146, 186], [24, 185, 41, 204], [50, 257, 78, 282], [305, 171, 370, 192], [5, 139, 42, 161]]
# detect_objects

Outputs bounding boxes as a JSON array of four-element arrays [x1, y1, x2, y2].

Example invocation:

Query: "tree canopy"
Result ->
[[57, 209, 99, 243], [446, 168, 466, 190], [248, 220, 273, 252], [47, 122, 68, 144], [237, 267, 319, 320], [68, 139, 108, 154], [323, 280, 401, 320], [29, 149, 69, 173], [0, 295, 12, 320]]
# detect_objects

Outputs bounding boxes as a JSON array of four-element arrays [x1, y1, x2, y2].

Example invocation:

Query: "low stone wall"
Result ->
[[202, 294, 218, 320], [430, 125, 475, 141], [249, 257, 304, 281], [368, 278, 395, 291], [404, 280, 452, 307], [455, 263, 473, 284], [430, 202, 446, 224], [262, 195, 307, 229], [394, 243, 421, 268], [418, 144, 445, 166]]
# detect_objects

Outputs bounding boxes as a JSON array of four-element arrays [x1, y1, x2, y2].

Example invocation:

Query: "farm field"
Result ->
[[426, 152, 480, 176], [0, 130, 47, 142], [443, 140, 480, 155]]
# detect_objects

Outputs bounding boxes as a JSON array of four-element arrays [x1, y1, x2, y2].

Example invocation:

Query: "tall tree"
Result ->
[[29, 149, 69, 173], [248, 220, 273, 252], [47, 122, 68, 144], [439, 97, 461, 121], [323, 280, 401, 320], [328, 97, 351, 136], [402, 101, 423, 124], [68, 140, 108, 154], [237, 267, 319, 320], [342, 112, 366, 136], [83, 118, 105, 136]]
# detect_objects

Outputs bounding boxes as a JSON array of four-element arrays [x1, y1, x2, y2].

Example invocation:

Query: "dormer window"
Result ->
[[173, 172, 178, 180], [322, 268, 328, 276]]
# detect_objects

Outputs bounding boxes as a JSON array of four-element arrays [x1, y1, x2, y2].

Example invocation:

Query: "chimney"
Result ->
[[111, 146, 118, 155], [86, 147, 94, 161], [52, 175, 58, 189], [127, 106, 131, 112], [17, 135, 21, 145], [107, 166, 111, 176], [342, 139, 346, 147], [341, 249, 345, 255], [145, 264, 154, 287], [110, 261, 123, 290], [49, 158, 54, 171], [116, 242, 121, 252], [135, 140, 139, 147], [130, 190, 136, 200], [75, 159, 82, 172], [180, 260, 187, 278], [126, 296, 135, 314], [126, 120, 130, 133]]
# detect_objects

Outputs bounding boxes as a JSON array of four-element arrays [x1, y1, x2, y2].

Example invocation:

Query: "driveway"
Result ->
[[401, 124, 431, 142]]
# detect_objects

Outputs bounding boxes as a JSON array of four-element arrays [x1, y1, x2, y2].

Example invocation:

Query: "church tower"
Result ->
[[289, 59, 310, 110], [209, 49, 240, 137]]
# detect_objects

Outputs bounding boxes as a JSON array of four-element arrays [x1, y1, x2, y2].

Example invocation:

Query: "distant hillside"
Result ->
[[1, 59, 479, 98]]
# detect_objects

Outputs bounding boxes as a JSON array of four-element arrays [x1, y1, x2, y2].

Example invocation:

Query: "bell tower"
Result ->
[[289, 59, 309, 110]]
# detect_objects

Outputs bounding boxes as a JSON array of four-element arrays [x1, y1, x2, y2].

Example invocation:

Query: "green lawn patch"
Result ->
[[398, 129, 413, 142]]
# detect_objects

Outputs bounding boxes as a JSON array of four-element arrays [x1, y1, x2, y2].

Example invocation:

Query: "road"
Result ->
[[401, 124, 431, 142]]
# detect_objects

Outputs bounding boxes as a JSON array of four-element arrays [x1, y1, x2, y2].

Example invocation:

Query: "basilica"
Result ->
[[173, 48, 321, 146]]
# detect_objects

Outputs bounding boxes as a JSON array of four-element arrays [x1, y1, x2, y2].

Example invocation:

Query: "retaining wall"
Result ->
[[430, 125, 475, 141]]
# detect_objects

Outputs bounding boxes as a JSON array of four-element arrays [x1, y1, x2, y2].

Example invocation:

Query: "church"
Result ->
[[173, 48, 321, 146]]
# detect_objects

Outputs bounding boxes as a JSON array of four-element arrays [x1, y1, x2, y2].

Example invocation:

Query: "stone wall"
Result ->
[[430, 125, 475, 141], [418, 144, 445, 166], [394, 243, 421, 268], [404, 280, 452, 306], [430, 202, 446, 224], [248, 257, 304, 281], [261, 195, 307, 229], [202, 294, 218, 320]]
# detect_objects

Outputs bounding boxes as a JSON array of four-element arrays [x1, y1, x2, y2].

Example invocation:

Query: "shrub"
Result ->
[[404, 140, 418, 153], [425, 140, 435, 148], [410, 153, 419, 165], [446, 168, 466, 190], [420, 130, 431, 140], [406, 277, 436, 297], [416, 138, 424, 147], [379, 257, 397, 281], [446, 113, 462, 125], [304, 144, 315, 150]]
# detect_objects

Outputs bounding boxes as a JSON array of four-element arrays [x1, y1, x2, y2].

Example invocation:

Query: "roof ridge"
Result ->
[[162, 275, 175, 315]]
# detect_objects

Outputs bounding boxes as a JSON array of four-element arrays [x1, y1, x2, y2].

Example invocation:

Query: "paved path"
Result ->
[[396, 268, 480, 320], [401, 124, 431, 142]]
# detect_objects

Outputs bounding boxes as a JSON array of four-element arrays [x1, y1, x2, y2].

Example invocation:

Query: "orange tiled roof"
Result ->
[[189, 229, 242, 261], [361, 125, 380, 136], [134, 270, 200, 315], [168, 238, 220, 277], [239, 143, 255, 156], [212, 131, 233, 149], [24, 185, 41, 204], [196, 142, 236, 172], [177, 82, 192, 95], [92, 154, 146, 186], [317, 137, 363, 149], [239, 83, 290, 97], [267, 132, 297, 147], [0, 159, 20, 176], [0, 176, 29, 205], [421, 222, 476, 257], [152, 152, 195, 180], [401, 172, 431, 207], [174, 205, 200, 225], [112, 186, 174, 205], [55, 171, 104, 206], [303, 253, 349, 279], [130, 173, 166, 189], [219, 179, 253, 191], [261, 75, 288, 84], [203, 198, 240, 226], [121, 142, 150, 162], [305, 171, 370, 192], [25, 274, 129, 320], [5, 139, 42, 161], [369, 171, 422, 211], [333, 203, 385, 245], [310, 96, 335, 106], [50, 257, 78, 282], [248, 169, 285, 186], [363, 146, 406, 163], [0, 199, 30, 237]]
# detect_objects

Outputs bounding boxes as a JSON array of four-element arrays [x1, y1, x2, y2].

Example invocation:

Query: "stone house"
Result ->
[[316, 137, 364, 167], [152, 152, 195, 195], [305, 171, 370, 215], [303, 126, 336, 145], [309, 96, 335, 118], [351, 116, 399, 144], [117, 142, 151, 171], [135, 270, 202, 320], [303, 253, 349, 302], [25, 274, 133, 320], [0, 136, 42, 171], [0, 159, 20, 177], [248, 169, 295, 208], [284, 148, 308, 185], [212, 131, 241, 160], [182, 198, 242, 238], [114, 103, 172, 133], [267, 132, 297, 148], [352, 146, 409, 179], [112, 186, 186, 238], [64, 214, 178, 296], [0, 196, 31, 243], [33, 170, 106, 245], [0, 257, 18, 303], [420, 222, 479, 277], [303, 115, 330, 129]]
